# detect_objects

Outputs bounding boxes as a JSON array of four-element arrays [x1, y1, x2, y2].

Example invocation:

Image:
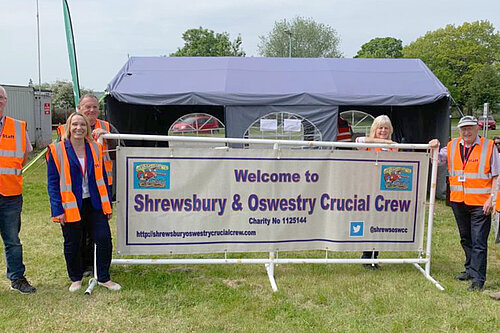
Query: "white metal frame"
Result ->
[[85, 133, 443, 293]]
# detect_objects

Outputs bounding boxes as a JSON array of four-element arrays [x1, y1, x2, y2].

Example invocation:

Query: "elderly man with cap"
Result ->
[[429, 115, 499, 291], [0, 86, 36, 294]]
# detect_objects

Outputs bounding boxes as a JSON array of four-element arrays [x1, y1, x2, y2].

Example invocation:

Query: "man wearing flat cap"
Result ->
[[429, 115, 499, 291]]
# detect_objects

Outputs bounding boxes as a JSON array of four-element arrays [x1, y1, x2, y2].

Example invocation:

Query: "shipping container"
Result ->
[[2, 84, 52, 148]]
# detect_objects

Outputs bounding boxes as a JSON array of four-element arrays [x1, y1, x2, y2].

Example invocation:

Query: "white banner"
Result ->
[[116, 147, 429, 255]]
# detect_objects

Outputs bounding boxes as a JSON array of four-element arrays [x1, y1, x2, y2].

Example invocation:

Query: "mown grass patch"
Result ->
[[0, 153, 499, 332]]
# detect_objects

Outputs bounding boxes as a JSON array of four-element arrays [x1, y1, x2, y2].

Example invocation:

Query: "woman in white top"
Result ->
[[356, 115, 396, 269], [47, 113, 121, 292]]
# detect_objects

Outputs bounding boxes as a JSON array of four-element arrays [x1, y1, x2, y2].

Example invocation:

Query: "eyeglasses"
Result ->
[[0, 96, 6, 100]]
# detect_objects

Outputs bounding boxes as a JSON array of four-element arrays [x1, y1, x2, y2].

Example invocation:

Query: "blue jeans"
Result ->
[[0, 194, 25, 281]]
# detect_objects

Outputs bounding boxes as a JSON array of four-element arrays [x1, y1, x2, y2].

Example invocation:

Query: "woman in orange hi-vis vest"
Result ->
[[56, 95, 118, 278], [355, 115, 397, 270], [47, 113, 121, 292]]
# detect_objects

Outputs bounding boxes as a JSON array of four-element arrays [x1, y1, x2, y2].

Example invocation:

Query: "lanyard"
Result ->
[[70, 141, 87, 177], [461, 143, 475, 170], [78, 153, 87, 178]]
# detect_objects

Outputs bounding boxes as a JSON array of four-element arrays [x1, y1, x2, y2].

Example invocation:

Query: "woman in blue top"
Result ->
[[47, 112, 121, 292]]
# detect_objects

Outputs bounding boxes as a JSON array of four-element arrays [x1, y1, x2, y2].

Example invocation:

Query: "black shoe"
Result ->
[[10, 277, 36, 294], [467, 282, 484, 292], [363, 264, 380, 270], [455, 272, 472, 281]]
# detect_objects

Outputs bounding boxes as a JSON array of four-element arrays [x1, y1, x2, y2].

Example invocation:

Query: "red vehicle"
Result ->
[[171, 115, 222, 134], [336, 116, 353, 142], [478, 116, 496, 130]]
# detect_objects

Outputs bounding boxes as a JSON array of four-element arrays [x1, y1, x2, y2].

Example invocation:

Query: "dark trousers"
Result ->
[[361, 251, 379, 259], [61, 199, 112, 283], [81, 224, 94, 269], [450, 202, 491, 284], [0, 194, 25, 281]]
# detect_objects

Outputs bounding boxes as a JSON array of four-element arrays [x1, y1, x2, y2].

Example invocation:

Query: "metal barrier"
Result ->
[[88, 133, 442, 292]]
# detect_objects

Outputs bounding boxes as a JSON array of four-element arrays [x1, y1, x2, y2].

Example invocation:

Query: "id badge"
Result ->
[[458, 175, 466, 182]]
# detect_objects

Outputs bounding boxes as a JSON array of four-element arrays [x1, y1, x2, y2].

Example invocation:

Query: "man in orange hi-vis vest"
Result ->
[[429, 115, 500, 292], [0, 86, 36, 294], [57, 94, 121, 278], [56, 94, 117, 188]]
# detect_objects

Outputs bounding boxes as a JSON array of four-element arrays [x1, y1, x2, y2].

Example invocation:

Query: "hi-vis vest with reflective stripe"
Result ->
[[447, 137, 494, 206], [56, 124, 65, 139], [57, 119, 113, 185], [48, 139, 112, 222], [0, 116, 26, 196], [94, 120, 113, 185], [496, 178, 500, 211]]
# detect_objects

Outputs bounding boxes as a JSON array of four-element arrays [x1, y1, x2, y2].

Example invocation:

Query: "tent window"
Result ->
[[168, 113, 224, 136], [168, 113, 225, 147], [340, 110, 375, 139], [243, 112, 322, 149]]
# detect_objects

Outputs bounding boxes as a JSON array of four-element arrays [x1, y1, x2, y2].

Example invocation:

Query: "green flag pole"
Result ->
[[62, 0, 80, 108], [22, 147, 49, 174]]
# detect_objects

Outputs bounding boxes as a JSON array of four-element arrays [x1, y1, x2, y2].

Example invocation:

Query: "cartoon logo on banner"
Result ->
[[349, 221, 364, 237], [380, 165, 413, 191], [133, 162, 170, 189]]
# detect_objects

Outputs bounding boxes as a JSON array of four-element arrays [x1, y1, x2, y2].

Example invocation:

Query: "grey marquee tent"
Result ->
[[105, 56, 451, 196]]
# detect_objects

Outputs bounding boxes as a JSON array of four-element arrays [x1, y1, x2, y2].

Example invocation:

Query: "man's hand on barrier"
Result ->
[[92, 128, 108, 141], [428, 139, 440, 149]]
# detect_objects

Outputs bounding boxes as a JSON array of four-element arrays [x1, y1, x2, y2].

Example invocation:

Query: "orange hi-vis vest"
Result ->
[[495, 178, 500, 211], [496, 180, 500, 211], [48, 139, 112, 222], [94, 119, 113, 185], [56, 123, 65, 139], [57, 119, 113, 185], [447, 137, 494, 206], [367, 147, 395, 152], [0, 116, 26, 196]]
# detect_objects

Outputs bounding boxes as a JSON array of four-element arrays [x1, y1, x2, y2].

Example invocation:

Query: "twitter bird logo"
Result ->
[[350, 222, 364, 237]]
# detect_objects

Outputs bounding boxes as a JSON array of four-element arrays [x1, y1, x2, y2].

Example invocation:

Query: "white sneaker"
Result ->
[[490, 291, 500, 300], [69, 280, 82, 292], [98, 281, 122, 291]]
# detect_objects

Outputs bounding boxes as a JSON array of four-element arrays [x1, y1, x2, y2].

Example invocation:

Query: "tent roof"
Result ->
[[107, 56, 449, 106]]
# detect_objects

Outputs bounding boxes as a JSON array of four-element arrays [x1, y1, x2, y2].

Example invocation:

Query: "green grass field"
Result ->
[[1, 140, 500, 332]]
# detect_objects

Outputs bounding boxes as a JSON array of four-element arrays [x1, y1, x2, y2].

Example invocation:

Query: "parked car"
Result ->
[[478, 116, 496, 130], [171, 115, 222, 134], [336, 116, 353, 142]]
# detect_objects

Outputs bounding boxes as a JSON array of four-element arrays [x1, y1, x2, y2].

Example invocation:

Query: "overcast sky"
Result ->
[[1, 0, 499, 91]]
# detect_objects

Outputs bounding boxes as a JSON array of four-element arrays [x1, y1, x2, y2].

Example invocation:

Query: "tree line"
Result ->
[[39, 17, 500, 118]]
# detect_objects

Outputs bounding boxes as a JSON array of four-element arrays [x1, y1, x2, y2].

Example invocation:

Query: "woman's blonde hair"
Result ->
[[63, 112, 92, 141], [369, 115, 393, 139]]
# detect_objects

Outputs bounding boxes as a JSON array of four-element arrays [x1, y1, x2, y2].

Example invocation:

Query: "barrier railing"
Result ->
[[90, 133, 442, 293]]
